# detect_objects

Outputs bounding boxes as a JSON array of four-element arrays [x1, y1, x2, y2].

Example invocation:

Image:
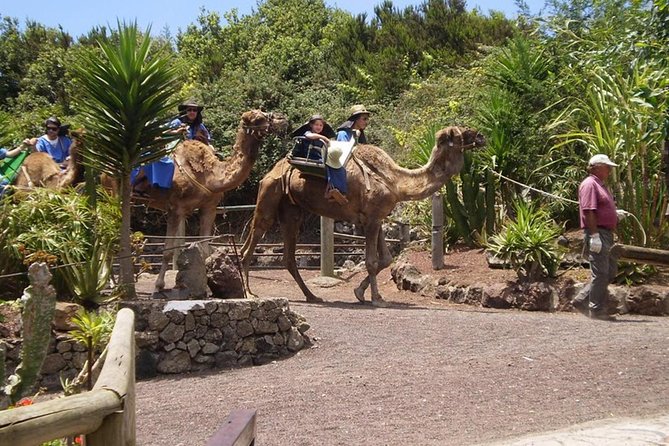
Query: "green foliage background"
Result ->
[[0, 0, 667, 249]]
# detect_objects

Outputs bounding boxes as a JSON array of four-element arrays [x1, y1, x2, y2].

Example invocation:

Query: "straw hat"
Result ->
[[326, 145, 344, 169], [178, 99, 204, 113]]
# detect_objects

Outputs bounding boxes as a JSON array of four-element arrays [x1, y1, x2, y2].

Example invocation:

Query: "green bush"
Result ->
[[487, 201, 564, 282]]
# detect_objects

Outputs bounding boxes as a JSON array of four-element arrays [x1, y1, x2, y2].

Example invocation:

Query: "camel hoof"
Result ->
[[354, 287, 365, 303], [306, 296, 324, 303], [371, 298, 388, 308]]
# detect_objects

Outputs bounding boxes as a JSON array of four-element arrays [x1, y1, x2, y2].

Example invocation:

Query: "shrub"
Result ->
[[487, 200, 564, 282]]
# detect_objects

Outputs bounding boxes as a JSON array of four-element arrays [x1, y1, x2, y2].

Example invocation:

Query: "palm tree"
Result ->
[[73, 22, 180, 298]]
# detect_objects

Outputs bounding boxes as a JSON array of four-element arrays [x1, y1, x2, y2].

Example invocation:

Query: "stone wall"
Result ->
[[121, 298, 311, 377], [3, 298, 311, 389]]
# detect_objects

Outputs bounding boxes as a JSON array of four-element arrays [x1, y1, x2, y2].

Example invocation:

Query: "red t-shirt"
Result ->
[[578, 174, 617, 230]]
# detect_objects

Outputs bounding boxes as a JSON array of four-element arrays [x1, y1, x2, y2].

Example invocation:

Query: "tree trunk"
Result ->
[[119, 173, 136, 299]]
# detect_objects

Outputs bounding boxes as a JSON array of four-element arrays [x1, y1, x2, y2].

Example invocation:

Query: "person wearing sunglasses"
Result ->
[[168, 99, 211, 145], [22, 116, 72, 169]]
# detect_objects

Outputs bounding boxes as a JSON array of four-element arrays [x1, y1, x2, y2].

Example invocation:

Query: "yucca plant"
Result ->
[[487, 200, 565, 283], [59, 237, 115, 308], [72, 22, 180, 299], [68, 308, 115, 391]]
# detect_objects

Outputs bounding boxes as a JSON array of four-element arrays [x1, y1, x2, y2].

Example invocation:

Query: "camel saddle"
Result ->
[[287, 138, 356, 178]]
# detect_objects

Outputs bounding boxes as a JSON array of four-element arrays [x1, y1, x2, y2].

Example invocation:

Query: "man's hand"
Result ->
[[589, 233, 602, 254], [616, 209, 631, 220]]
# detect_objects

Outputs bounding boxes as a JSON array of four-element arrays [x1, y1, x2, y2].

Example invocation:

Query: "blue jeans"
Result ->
[[573, 229, 617, 313]]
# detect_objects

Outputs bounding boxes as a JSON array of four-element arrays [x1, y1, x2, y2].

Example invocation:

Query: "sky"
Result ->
[[1, 0, 546, 38]]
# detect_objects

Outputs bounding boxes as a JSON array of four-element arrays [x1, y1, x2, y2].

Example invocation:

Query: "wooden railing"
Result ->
[[207, 409, 257, 446], [0, 308, 136, 445]]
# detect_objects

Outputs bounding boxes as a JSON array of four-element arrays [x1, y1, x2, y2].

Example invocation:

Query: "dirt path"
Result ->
[[135, 264, 669, 445]]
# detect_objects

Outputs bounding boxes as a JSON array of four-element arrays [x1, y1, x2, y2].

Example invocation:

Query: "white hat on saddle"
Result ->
[[326, 145, 344, 169]]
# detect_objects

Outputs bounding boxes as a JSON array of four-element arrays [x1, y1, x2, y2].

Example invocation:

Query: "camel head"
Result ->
[[241, 110, 289, 139], [435, 126, 486, 175]]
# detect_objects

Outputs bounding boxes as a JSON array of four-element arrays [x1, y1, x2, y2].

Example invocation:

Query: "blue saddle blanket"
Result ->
[[131, 157, 175, 189]]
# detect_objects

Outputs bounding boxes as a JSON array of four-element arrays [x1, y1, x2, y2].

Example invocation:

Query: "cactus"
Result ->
[[1, 263, 56, 406], [444, 151, 491, 247]]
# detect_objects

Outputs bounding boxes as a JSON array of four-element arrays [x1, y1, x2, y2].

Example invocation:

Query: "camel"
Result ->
[[133, 110, 289, 293], [240, 126, 485, 306], [14, 132, 84, 189]]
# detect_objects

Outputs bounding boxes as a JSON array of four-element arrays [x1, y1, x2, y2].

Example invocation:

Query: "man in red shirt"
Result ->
[[571, 154, 626, 321]]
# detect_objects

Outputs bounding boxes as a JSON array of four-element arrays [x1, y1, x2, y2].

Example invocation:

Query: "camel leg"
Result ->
[[354, 228, 393, 303], [198, 203, 218, 258], [240, 177, 283, 298], [155, 212, 182, 293], [354, 223, 387, 307], [240, 211, 276, 298], [280, 206, 323, 303]]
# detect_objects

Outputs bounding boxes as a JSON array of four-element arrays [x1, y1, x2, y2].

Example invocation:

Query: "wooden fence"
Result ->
[[0, 308, 136, 445]]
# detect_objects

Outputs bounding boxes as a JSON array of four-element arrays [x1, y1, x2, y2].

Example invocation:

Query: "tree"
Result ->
[[73, 22, 180, 299]]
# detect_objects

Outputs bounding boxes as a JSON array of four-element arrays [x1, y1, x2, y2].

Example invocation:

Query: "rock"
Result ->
[[215, 351, 238, 368], [159, 322, 185, 344], [205, 247, 244, 298], [391, 261, 428, 292], [136, 351, 158, 379], [174, 244, 209, 300], [53, 302, 81, 331], [157, 350, 191, 374], [482, 283, 514, 309], [287, 327, 305, 352], [626, 286, 669, 316], [41, 353, 67, 374], [515, 282, 558, 312]]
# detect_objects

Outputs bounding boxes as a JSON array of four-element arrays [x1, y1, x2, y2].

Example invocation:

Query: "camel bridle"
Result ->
[[242, 111, 274, 138], [449, 127, 481, 151]]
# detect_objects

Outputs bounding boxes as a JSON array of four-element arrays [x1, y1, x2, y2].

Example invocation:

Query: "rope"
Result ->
[[490, 169, 647, 245], [488, 169, 578, 205]]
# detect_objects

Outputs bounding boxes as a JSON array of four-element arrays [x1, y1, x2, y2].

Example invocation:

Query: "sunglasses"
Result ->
[[186, 108, 198, 112], [46, 126, 60, 131]]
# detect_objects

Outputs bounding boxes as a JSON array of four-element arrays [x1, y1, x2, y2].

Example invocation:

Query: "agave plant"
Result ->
[[487, 200, 565, 283]]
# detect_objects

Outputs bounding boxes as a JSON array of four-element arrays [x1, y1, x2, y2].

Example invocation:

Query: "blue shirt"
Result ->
[[337, 129, 354, 142], [36, 136, 71, 164], [170, 118, 210, 143]]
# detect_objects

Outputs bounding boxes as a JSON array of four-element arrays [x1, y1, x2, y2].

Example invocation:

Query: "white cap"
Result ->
[[588, 154, 618, 167]]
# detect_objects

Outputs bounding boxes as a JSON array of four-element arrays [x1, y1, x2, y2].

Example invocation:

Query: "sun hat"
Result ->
[[326, 144, 344, 169], [290, 114, 336, 138], [588, 154, 618, 167], [178, 99, 204, 113], [347, 104, 370, 121], [45, 116, 61, 128]]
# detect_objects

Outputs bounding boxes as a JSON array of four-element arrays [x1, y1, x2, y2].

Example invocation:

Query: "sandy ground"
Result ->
[[133, 250, 669, 445]]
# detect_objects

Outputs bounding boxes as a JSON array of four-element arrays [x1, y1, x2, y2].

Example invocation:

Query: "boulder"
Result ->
[[174, 244, 209, 300], [53, 302, 81, 331], [205, 247, 244, 298]]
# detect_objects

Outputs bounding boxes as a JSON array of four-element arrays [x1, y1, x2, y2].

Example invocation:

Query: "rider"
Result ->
[[327, 104, 371, 205], [290, 114, 335, 161], [169, 99, 211, 145], [23, 116, 72, 169]]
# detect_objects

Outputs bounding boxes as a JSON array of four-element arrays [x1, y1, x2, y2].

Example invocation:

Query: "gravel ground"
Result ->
[[134, 250, 669, 445]]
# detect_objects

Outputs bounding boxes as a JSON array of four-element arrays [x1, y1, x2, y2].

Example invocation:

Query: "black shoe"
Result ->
[[589, 311, 617, 321]]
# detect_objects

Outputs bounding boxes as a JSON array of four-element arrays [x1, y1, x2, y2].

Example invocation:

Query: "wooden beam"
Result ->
[[206, 409, 257, 446], [611, 243, 669, 266]]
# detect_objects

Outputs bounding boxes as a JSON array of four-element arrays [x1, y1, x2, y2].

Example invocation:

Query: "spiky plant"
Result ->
[[72, 22, 180, 299]]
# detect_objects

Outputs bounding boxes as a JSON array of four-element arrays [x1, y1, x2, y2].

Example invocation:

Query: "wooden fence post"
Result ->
[[320, 216, 334, 277], [431, 193, 445, 270]]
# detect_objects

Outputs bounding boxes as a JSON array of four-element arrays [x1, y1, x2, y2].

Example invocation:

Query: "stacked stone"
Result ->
[[3, 331, 94, 390], [123, 298, 311, 376]]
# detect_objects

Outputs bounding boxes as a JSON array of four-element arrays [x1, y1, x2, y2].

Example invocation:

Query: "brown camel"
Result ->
[[240, 126, 485, 306], [135, 110, 288, 293], [14, 132, 84, 189]]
